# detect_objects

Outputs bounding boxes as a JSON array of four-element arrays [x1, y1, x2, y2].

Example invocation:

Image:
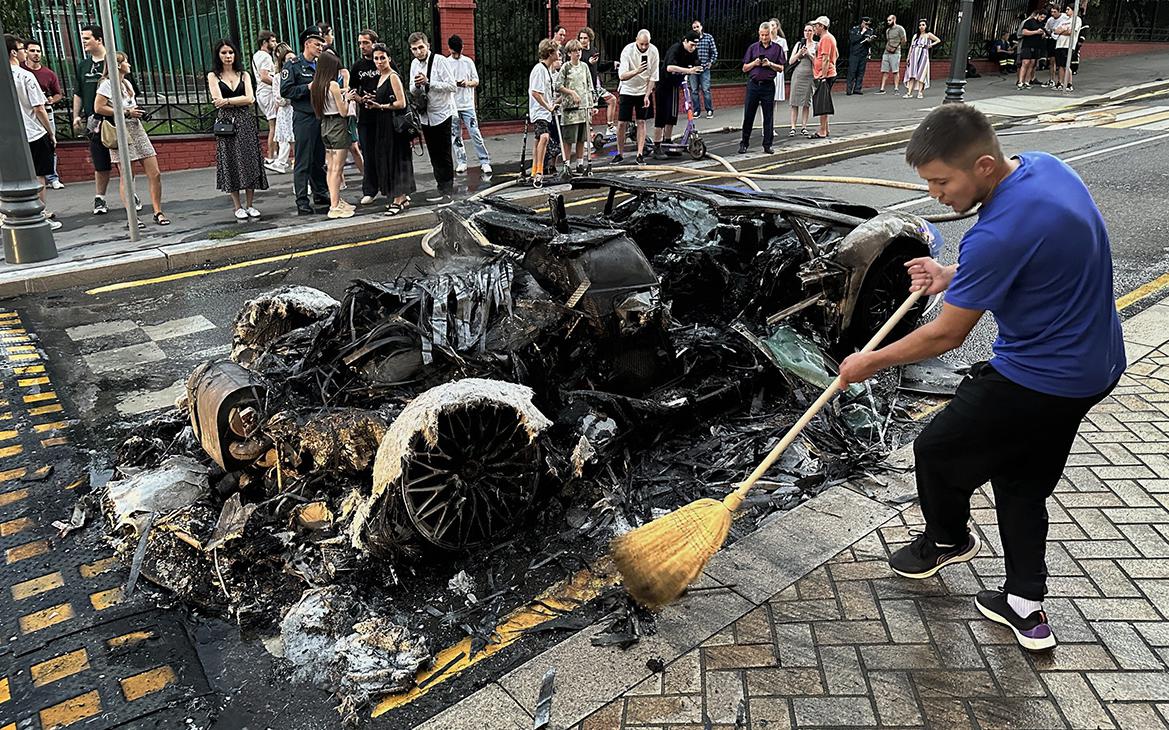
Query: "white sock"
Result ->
[[1007, 593, 1042, 618], [934, 542, 957, 549]]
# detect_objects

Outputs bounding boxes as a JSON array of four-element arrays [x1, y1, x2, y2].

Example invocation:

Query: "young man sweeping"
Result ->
[[838, 104, 1125, 651]]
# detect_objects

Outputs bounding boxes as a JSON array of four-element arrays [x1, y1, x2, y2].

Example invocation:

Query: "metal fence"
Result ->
[[475, 0, 556, 121], [1090, 0, 1169, 41], [22, 0, 434, 138]]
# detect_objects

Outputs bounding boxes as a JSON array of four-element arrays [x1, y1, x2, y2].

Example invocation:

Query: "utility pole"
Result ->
[[0, 19, 58, 263], [98, 0, 141, 240], [943, 0, 975, 104]]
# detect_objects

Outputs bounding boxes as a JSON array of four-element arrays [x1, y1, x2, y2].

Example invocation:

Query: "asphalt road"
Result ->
[[4, 108, 1168, 728]]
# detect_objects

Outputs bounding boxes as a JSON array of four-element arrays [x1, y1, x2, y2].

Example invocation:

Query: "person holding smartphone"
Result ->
[[615, 29, 659, 165], [738, 21, 786, 155]]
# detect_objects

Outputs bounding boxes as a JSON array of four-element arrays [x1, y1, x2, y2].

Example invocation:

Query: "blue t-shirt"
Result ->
[[945, 152, 1125, 398]]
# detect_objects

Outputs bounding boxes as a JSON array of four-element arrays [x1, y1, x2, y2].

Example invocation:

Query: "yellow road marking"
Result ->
[[87, 227, 431, 295], [23, 392, 56, 403], [39, 690, 101, 729], [4, 345, 35, 353], [79, 556, 119, 578], [12, 571, 65, 601], [0, 445, 23, 459], [29, 404, 63, 416], [0, 516, 33, 536], [18, 376, 50, 387], [89, 586, 124, 611], [41, 436, 69, 448], [373, 560, 619, 717], [0, 430, 17, 442], [6, 539, 49, 564], [0, 488, 29, 507], [8, 353, 38, 362], [120, 666, 177, 701], [0, 677, 8, 703], [1103, 110, 1169, 129], [33, 421, 70, 433], [1117, 271, 1169, 310], [31, 649, 91, 687], [107, 630, 156, 649], [13, 364, 45, 375], [19, 602, 75, 633], [0, 467, 25, 482]]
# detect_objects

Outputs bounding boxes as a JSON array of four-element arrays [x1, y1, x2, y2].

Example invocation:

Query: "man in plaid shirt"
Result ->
[[689, 20, 718, 118]]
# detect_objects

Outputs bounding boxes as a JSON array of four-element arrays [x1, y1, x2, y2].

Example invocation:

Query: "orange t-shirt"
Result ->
[[813, 32, 838, 78]]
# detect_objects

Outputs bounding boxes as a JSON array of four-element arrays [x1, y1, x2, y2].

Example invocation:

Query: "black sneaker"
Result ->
[[763, 146, 774, 154], [636, 154, 646, 166], [610, 154, 624, 165], [975, 590, 1056, 651], [889, 531, 980, 579], [652, 147, 666, 160], [737, 144, 748, 154], [93, 196, 108, 215]]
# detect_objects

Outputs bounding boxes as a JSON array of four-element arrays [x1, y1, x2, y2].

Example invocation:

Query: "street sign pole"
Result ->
[[943, 0, 975, 104], [97, 0, 141, 241], [0, 20, 58, 264]]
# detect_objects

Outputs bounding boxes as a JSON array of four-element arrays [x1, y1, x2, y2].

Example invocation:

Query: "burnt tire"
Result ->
[[846, 247, 926, 351], [397, 404, 541, 551]]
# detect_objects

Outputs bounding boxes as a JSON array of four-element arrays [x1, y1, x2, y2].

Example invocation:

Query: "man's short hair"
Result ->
[[80, 24, 103, 41], [408, 31, 428, 46], [636, 29, 651, 42], [447, 34, 463, 53], [5, 34, 23, 55], [538, 38, 558, 61], [25, 39, 41, 51], [257, 29, 276, 46], [360, 29, 379, 42], [906, 105, 1004, 169], [683, 30, 700, 43]]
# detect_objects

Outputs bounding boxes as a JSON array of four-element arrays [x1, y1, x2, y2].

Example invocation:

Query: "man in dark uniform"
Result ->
[[846, 17, 877, 95], [281, 26, 329, 215]]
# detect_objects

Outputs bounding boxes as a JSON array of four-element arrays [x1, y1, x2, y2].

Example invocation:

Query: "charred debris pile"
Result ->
[[97, 183, 917, 718]]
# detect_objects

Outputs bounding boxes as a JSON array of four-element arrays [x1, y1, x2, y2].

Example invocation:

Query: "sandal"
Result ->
[[811, 133, 830, 139], [800, 127, 810, 137], [153, 212, 171, 226], [385, 203, 404, 216], [128, 220, 146, 230]]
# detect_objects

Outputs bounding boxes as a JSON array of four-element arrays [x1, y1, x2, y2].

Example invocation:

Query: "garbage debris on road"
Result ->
[[94, 176, 941, 719]]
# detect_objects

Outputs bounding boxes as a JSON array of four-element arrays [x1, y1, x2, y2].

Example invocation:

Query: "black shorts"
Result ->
[[88, 128, 112, 172], [532, 118, 551, 138], [29, 135, 55, 178], [618, 93, 653, 122], [1045, 37, 1057, 57], [1020, 44, 1044, 61], [1054, 47, 1070, 68], [654, 85, 680, 128]]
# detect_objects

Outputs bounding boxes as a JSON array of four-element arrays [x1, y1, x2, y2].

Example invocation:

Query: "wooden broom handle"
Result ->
[[723, 289, 925, 512]]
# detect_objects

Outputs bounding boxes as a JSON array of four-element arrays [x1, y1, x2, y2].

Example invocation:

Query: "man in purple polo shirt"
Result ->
[[739, 21, 786, 155]]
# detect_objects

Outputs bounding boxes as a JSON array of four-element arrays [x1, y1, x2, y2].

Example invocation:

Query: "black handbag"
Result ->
[[212, 118, 237, 137]]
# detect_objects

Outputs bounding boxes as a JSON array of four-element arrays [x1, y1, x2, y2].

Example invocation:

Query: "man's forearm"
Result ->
[[869, 317, 964, 371], [72, 95, 81, 119]]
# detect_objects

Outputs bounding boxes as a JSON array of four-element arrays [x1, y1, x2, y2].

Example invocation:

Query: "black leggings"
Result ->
[[914, 362, 1115, 601]]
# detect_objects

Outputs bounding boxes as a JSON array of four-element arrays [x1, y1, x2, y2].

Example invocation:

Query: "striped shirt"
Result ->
[[696, 32, 718, 66]]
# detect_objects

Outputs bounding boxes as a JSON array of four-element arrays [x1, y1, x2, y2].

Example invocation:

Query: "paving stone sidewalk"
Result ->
[[568, 301, 1169, 729]]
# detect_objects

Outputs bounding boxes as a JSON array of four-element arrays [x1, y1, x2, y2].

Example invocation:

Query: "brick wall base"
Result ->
[[52, 41, 1169, 181]]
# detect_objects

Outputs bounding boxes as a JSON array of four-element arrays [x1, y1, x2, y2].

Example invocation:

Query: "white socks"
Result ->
[[1008, 593, 1042, 618]]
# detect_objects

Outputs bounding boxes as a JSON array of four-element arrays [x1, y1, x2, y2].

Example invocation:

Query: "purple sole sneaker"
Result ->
[[975, 590, 1057, 651]]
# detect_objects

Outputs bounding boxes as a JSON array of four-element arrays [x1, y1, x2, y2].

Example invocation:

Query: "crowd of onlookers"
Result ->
[[6, 7, 1089, 232]]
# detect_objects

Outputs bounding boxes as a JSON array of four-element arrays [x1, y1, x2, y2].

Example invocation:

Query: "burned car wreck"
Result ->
[[100, 175, 940, 718]]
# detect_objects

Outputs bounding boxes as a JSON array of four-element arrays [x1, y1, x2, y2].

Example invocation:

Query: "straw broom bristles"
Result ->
[[612, 289, 924, 608]]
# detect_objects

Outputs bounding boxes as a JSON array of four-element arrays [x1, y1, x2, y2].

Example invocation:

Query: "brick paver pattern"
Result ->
[[573, 343, 1169, 729]]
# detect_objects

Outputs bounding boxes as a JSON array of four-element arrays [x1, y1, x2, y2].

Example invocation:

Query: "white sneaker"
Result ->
[[455, 162, 468, 174], [263, 160, 283, 173], [133, 194, 143, 211], [481, 163, 493, 175], [245, 207, 261, 218], [327, 206, 354, 219], [50, 180, 65, 190], [48, 218, 63, 230], [360, 195, 375, 205], [234, 208, 249, 220]]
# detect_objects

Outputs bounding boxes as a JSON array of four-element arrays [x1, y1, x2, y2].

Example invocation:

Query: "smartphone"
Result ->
[[641, 53, 648, 67]]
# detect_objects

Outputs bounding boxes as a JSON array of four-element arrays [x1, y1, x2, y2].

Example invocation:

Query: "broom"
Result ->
[[612, 289, 925, 608]]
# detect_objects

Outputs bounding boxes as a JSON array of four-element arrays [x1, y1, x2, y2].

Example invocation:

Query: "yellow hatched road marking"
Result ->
[[120, 666, 177, 701], [39, 690, 101, 729], [8, 353, 39, 362], [18, 376, 50, 387], [41, 436, 69, 448], [0, 488, 29, 507], [0, 516, 33, 536], [90, 586, 125, 611], [19, 602, 75, 633], [23, 392, 57, 403], [372, 561, 620, 716], [0, 677, 8, 703], [4, 345, 35, 354], [31, 648, 91, 687], [6, 539, 49, 563], [0, 445, 23, 459], [0, 430, 17, 442], [79, 556, 119, 578], [0, 467, 25, 482], [33, 421, 70, 433], [107, 630, 156, 649], [1104, 110, 1169, 129], [12, 572, 65, 600], [13, 364, 44, 374], [29, 404, 63, 416]]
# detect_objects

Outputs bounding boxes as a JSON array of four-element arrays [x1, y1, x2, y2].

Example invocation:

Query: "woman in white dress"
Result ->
[[270, 44, 295, 173], [770, 18, 789, 104]]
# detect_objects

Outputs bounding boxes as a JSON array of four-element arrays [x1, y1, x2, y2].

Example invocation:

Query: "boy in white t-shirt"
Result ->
[[528, 39, 562, 183]]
